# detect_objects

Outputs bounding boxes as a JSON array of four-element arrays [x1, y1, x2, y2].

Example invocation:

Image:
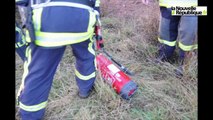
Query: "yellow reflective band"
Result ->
[[17, 46, 32, 99], [19, 101, 47, 112], [193, 44, 198, 49], [159, 0, 197, 8], [88, 37, 95, 55], [75, 69, 96, 80], [158, 38, 176, 47], [25, 30, 32, 43], [159, 3, 168, 7], [178, 42, 198, 51], [35, 39, 88, 47], [88, 10, 96, 32], [16, 26, 22, 33], [95, 0, 100, 7], [15, 42, 26, 48], [16, 26, 26, 45], [32, 8, 43, 31], [36, 31, 94, 38], [35, 31, 93, 47], [159, 0, 169, 7], [160, 4, 197, 8], [87, 37, 97, 72]]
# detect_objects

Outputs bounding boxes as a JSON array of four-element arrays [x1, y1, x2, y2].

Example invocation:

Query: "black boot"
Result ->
[[155, 44, 175, 63], [78, 86, 95, 99]]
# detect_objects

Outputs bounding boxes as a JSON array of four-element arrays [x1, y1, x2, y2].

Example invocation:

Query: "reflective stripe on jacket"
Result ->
[[159, 0, 198, 8], [16, 24, 27, 48], [16, 0, 99, 47], [32, 1, 97, 47]]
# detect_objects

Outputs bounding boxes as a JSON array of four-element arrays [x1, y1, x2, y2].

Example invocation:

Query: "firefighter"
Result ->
[[16, 23, 27, 61], [16, 0, 100, 119], [142, 0, 198, 77]]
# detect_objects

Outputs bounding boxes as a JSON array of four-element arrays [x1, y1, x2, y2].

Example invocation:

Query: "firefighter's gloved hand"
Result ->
[[96, 36, 104, 50], [95, 24, 104, 50], [100, 42, 104, 48]]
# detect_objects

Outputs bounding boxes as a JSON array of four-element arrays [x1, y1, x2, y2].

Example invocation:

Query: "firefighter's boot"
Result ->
[[78, 86, 95, 99], [78, 91, 91, 99], [155, 44, 175, 63]]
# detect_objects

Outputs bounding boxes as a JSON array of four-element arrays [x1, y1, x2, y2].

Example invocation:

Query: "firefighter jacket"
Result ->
[[16, 0, 100, 47], [16, 0, 100, 9], [159, 0, 198, 8]]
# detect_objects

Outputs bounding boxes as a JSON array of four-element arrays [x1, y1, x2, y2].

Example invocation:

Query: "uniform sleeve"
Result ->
[[16, 0, 29, 6]]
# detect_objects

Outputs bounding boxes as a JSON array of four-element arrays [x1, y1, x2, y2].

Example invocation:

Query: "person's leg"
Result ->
[[157, 7, 180, 61], [178, 16, 198, 55], [17, 43, 66, 120], [175, 16, 198, 77], [71, 38, 96, 98]]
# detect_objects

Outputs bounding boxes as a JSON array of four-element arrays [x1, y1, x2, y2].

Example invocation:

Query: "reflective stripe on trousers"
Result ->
[[158, 7, 197, 52], [17, 38, 96, 119]]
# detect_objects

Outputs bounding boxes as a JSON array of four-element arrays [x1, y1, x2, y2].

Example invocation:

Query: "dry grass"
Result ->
[[16, 0, 197, 120]]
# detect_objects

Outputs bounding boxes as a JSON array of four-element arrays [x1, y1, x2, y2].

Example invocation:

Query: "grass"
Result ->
[[16, 0, 197, 120]]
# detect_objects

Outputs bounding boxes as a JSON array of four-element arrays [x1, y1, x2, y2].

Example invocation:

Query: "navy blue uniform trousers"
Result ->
[[158, 7, 197, 59], [19, 39, 96, 120]]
